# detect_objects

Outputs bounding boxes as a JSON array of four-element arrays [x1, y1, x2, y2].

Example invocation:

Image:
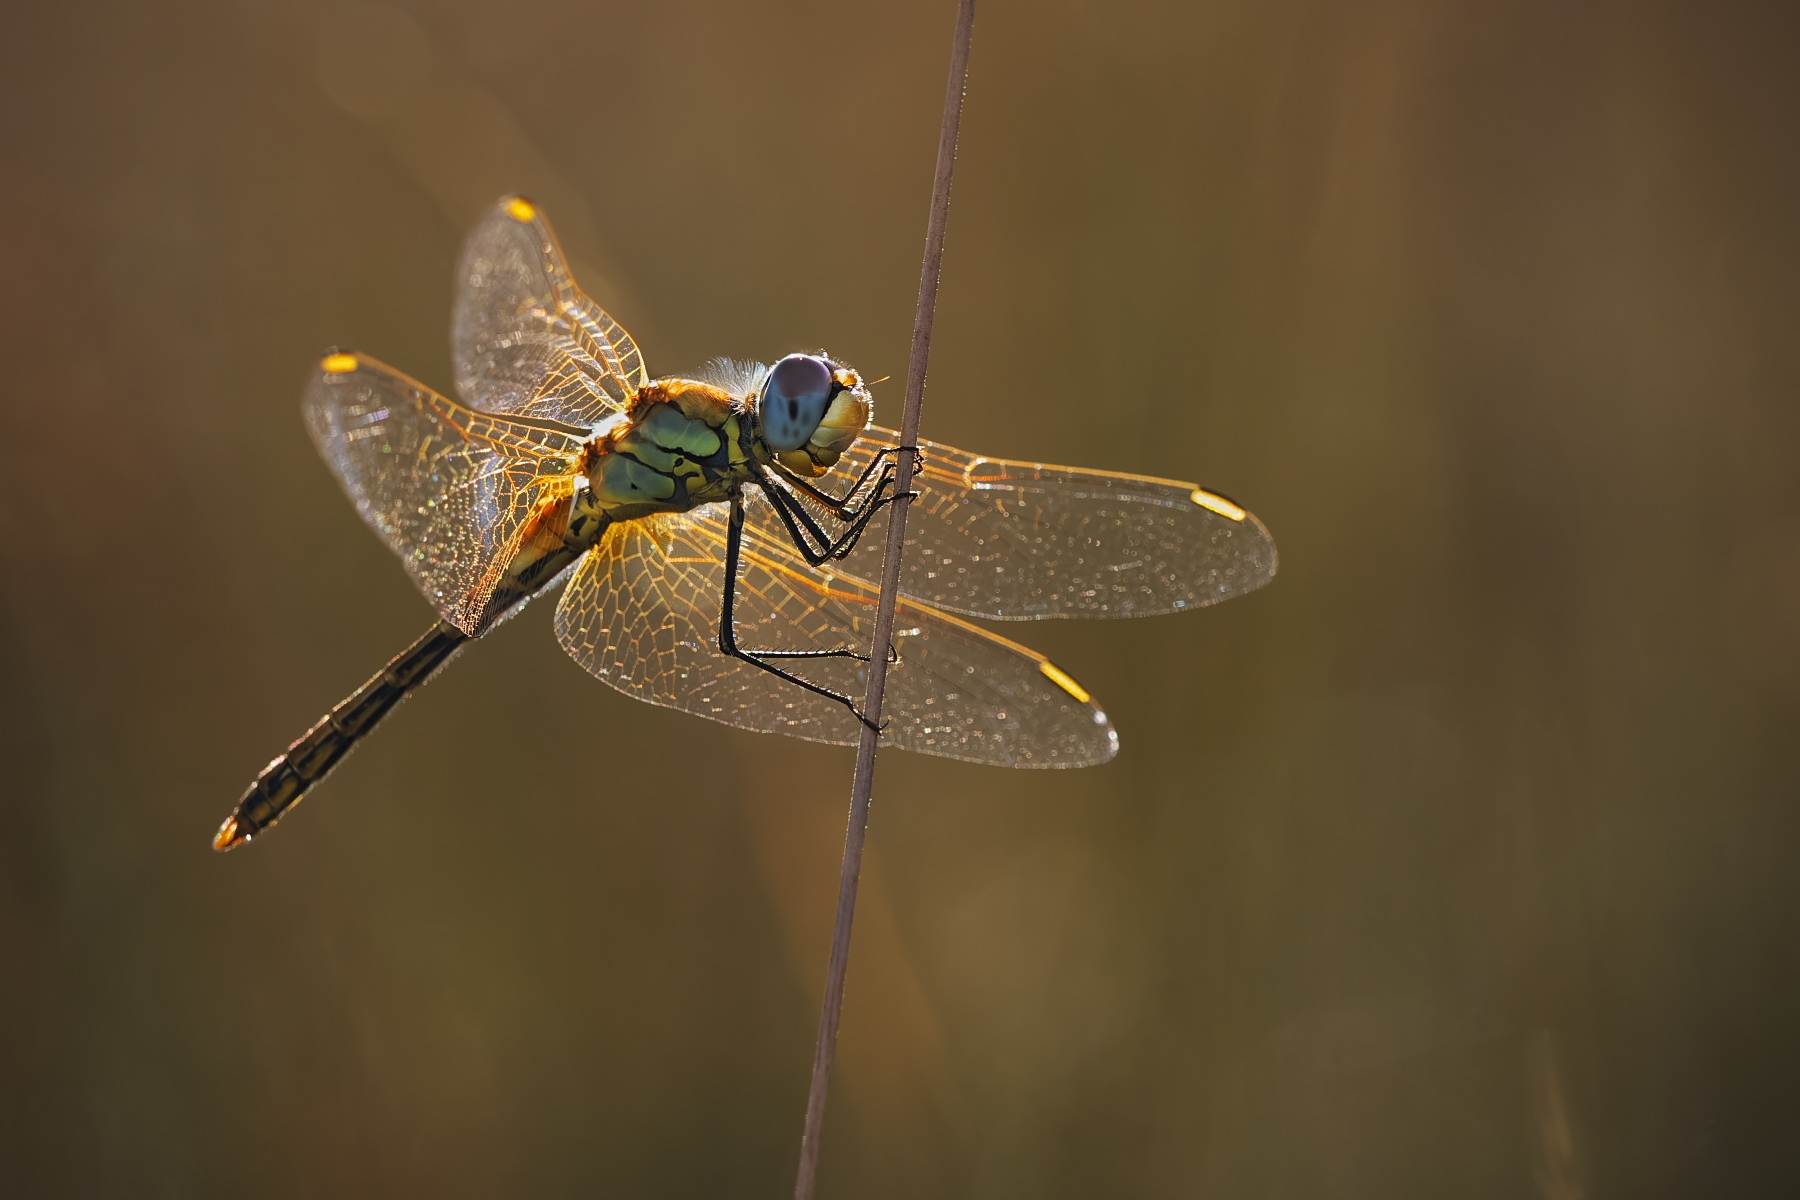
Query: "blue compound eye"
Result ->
[[760, 354, 836, 452]]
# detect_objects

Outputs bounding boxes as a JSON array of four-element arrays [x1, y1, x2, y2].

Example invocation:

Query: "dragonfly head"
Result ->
[[752, 353, 872, 477]]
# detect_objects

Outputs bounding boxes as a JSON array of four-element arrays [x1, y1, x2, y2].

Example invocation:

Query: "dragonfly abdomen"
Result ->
[[213, 622, 468, 850]]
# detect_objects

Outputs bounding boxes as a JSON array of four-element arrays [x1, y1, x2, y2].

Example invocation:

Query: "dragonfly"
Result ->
[[213, 196, 1277, 851]]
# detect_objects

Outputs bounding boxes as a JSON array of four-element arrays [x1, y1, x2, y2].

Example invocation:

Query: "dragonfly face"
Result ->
[[756, 354, 836, 450], [750, 353, 873, 476], [214, 194, 1279, 850]]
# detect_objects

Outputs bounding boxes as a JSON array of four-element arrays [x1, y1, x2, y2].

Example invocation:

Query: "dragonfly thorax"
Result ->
[[583, 359, 872, 522], [585, 379, 753, 519]]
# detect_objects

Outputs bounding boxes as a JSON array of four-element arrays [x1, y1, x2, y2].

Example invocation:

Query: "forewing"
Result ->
[[303, 351, 589, 635], [452, 195, 647, 428], [798, 424, 1278, 619], [553, 496, 1118, 768]]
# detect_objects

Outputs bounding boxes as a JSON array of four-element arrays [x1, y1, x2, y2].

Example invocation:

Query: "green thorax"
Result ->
[[583, 379, 762, 524]]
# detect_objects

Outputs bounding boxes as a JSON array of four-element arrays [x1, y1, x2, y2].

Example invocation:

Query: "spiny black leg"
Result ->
[[772, 453, 891, 515], [771, 447, 900, 513], [822, 481, 917, 560], [756, 467, 874, 564], [755, 466, 856, 560], [716, 493, 883, 732], [761, 475, 907, 565], [758, 458, 900, 557], [773, 444, 926, 518], [752, 478, 912, 667], [820, 483, 917, 562], [755, 466, 913, 567]]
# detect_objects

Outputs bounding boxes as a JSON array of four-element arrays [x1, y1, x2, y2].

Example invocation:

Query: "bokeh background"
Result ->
[[3, 0, 1798, 1195]]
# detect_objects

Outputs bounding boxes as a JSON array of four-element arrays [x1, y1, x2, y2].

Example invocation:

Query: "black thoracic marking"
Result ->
[[618, 448, 715, 500]]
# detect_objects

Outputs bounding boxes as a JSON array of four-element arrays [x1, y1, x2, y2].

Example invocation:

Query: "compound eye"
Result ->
[[760, 354, 836, 451]]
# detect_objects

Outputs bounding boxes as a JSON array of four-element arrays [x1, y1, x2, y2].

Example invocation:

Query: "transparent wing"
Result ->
[[451, 195, 647, 428], [303, 350, 589, 636], [553, 494, 1118, 768], [775, 424, 1278, 619]]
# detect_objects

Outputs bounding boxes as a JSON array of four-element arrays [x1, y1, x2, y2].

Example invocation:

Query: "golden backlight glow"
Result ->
[[1190, 488, 1247, 521], [211, 193, 1270, 855], [1039, 660, 1092, 704]]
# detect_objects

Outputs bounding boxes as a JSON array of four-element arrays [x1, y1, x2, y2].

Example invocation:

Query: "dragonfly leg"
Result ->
[[772, 443, 925, 519], [761, 461, 896, 545], [754, 465, 914, 567], [717, 494, 883, 733]]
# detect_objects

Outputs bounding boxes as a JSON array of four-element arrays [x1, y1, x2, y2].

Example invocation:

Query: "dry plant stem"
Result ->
[[791, 1, 976, 1196]]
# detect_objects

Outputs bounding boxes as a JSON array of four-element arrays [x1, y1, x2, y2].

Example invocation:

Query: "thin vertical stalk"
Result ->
[[791, 1, 976, 1196]]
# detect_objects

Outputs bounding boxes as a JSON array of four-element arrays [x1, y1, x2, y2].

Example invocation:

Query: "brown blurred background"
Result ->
[[3, 0, 1798, 1195]]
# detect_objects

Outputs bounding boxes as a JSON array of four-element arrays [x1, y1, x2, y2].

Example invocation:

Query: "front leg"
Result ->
[[754, 465, 912, 568], [773, 443, 925, 519]]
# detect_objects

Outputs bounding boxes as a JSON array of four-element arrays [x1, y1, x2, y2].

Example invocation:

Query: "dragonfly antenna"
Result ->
[[792, 0, 977, 1195]]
